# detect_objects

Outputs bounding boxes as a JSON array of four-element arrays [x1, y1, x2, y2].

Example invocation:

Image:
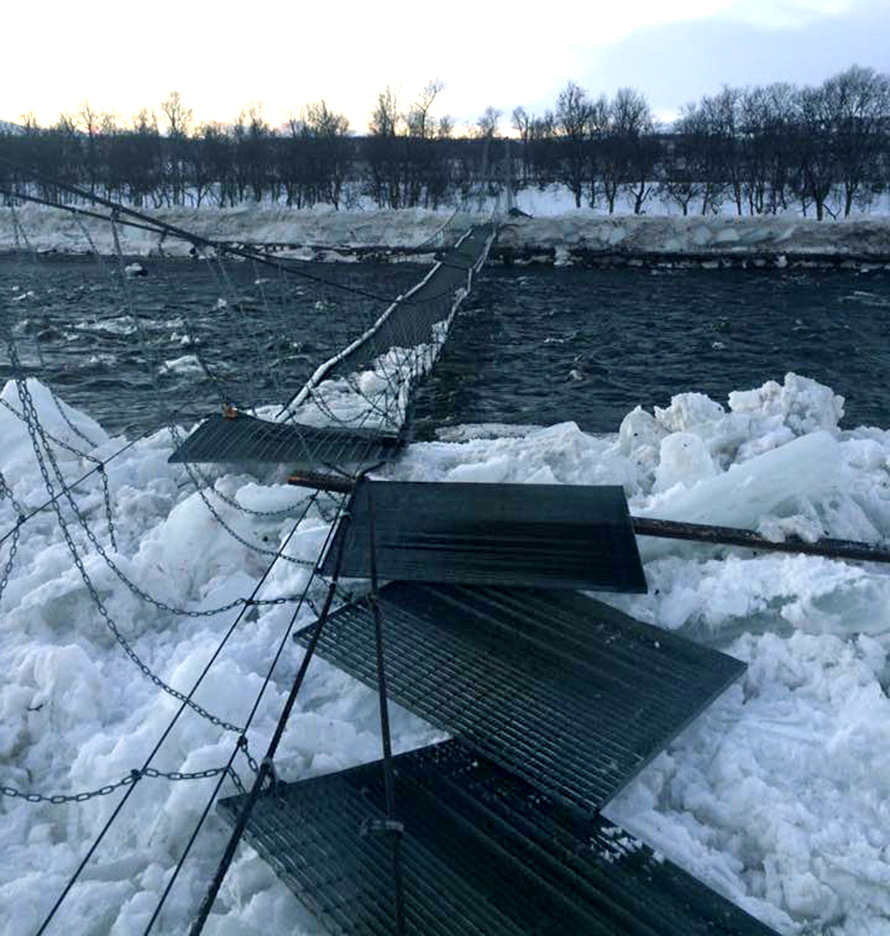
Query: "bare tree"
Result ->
[[792, 85, 836, 220], [160, 90, 193, 138], [77, 99, 101, 195], [605, 88, 656, 214], [512, 106, 532, 183], [555, 80, 591, 208], [369, 85, 402, 137], [659, 107, 704, 216], [476, 106, 502, 139], [301, 100, 351, 208], [436, 115, 454, 139], [407, 79, 444, 140], [367, 85, 404, 207], [822, 65, 890, 215]]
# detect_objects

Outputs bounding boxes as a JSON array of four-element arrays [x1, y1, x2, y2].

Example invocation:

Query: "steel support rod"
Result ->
[[631, 516, 890, 564]]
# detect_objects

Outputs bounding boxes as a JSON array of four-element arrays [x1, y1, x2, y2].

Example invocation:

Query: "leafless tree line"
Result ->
[[516, 66, 890, 219], [2, 67, 888, 218]]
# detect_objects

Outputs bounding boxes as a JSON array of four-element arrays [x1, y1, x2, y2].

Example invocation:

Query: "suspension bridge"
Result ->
[[0, 180, 786, 936]]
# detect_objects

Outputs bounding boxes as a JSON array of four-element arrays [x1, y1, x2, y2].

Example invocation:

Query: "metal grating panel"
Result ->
[[322, 480, 647, 592], [168, 413, 403, 467], [219, 739, 777, 935], [297, 583, 745, 814]]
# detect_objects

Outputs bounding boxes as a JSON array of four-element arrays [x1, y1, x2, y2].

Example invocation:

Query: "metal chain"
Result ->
[[227, 767, 247, 796], [0, 522, 20, 601], [97, 462, 118, 551], [5, 386, 315, 619], [1, 764, 244, 806], [237, 734, 260, 776], [0, 473, 23, 601], [0, 396, 118, 549], [7, 347, 328, 725], [8, 364, 244, 733]]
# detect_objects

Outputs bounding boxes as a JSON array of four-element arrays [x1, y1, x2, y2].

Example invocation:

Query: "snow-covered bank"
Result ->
[[0, 204, 469, 260], [496, 214, 890, 268], [1, 372, 889, 934], [3, 204, 890, 268]]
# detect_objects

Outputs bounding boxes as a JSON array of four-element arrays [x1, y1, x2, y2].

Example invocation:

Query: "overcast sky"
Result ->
[[1, 0, 887, 132]]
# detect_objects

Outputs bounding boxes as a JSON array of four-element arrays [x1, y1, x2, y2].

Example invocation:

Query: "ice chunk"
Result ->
[[618, 405, 666, 456], [357, 369, 388, 395], [729, 373, 844, 435], [653, 432, 718, 493], [655, 392, 726, 433], [1, 378, 108, 454], [639, 431, 843, 558]]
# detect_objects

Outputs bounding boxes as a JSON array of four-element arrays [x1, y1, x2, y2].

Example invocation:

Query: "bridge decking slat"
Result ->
[[296, 583, 745, 815], [167, 412, 403, 466], [219, 739, 777, 935], [321, 479, 647, 592]]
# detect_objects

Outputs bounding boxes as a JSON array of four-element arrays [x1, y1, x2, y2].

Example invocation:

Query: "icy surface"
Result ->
[[1, 372, 889, 935], [2, 203, 890, 262], [0, 204, 472, 258], [497, 213, 890, 262]]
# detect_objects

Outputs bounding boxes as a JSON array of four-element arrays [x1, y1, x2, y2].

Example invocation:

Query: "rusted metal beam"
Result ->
[[631, 516, 890, 564]]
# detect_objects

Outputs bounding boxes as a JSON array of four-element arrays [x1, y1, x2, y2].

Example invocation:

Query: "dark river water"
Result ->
[[2, 254, 889, 438], [415, 264, 890, 435]]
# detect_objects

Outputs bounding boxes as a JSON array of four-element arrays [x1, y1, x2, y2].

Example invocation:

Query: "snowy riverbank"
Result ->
[[497, 213, 890, 268], [1, 372, 889, 934], [2, 203, 890, 268]]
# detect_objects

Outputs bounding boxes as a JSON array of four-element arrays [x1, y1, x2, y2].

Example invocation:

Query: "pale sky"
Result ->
[[1, 0, 887, 133]]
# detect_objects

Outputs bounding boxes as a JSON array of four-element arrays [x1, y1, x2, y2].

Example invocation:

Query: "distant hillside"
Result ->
[[0, 120, 23, 135]]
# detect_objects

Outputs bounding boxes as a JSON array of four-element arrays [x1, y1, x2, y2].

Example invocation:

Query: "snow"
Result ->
[[2, 364, 889, 934], [3, 202, 890, 265], [0, 204, 473, 259], [498, 213, 890, 264]]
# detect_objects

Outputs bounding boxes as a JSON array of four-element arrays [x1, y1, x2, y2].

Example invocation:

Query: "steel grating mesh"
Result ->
[[167, 225, 493, 468], [321, 480, 648, 592], [218, 739, 777, 935], [296, 583, 745, 815], [325, 224, 495, 381], [167, 413, 403, 467]]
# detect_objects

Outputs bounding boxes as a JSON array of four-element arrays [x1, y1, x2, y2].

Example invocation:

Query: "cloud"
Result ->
[[1, 0, 885, 130], [568, 0, 888, 117]]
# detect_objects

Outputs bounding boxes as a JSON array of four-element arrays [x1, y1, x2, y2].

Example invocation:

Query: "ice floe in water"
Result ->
[[0, 372, 889, 934]]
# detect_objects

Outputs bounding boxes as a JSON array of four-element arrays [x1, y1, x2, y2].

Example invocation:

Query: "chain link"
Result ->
[[0, 473, 24, 601], [238, 735, 261, 775], [3, 386, 317, 620], [0, 522, 20, 601], [1, 764, 242, 806], [1, 396, 118, 548], [7, 359, 328, 728], [97, 462, 118, 551], [227, 767, 247, 796], [8, 363, 244, 733]]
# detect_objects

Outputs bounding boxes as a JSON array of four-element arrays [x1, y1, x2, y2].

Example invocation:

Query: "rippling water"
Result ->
[[2, 254, 889, 438], [412, 265, 890, 434], [1, 255, 424, 435]]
